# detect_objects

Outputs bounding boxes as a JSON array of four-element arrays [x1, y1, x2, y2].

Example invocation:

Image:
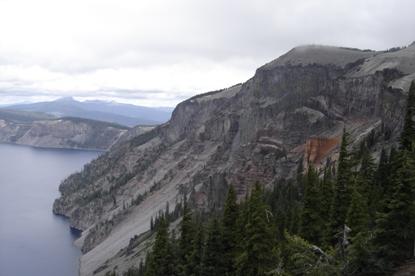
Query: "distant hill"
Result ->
[[0, 108, 56, 122], [5, 97, 173, 127], [0, 108, 153, 150]]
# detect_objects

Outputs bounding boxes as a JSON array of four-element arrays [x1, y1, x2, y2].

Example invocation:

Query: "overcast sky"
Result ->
[[0, 0, 414, 107]]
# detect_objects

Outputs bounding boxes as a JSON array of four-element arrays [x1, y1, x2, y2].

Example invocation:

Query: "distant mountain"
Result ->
[[5, 97, 173, 127]]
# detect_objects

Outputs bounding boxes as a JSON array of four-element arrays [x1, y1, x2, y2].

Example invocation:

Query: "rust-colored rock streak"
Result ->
[[305, 137, 341, 167]]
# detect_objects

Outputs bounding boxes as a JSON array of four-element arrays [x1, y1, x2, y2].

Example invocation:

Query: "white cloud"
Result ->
[[0, 0, 414, 106]]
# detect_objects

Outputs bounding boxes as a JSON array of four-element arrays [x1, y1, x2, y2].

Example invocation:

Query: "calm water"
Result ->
[[0, 143, 103, 276]]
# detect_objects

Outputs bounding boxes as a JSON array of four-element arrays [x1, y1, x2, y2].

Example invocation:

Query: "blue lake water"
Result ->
[[0, 143, 103, 276]]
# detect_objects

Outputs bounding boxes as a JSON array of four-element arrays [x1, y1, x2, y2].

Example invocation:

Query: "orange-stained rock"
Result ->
[[305, 137, 341, 167]]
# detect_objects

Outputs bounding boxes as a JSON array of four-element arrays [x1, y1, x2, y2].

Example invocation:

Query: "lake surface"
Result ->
[[0, 143, 103, 276]]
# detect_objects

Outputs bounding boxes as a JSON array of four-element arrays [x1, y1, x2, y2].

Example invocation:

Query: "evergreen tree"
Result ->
[[346, 187, 369, 239], [178, 201, 194, 275], [358, 147, 377, 194], [288, 203, 300, 235], [357, 147, 377, 228], [399, 80, 415, 151], [299, 165, 323, 245], [373, 150, 415, 267], [319, 166, 333, 226], [145, 216, 177, 276], [150, 216, 154, 232], [165, 201, 170, 221], [235, 180, 277, 275], [274, 206, 286, 243], [185, 218, 204, 276], [234, 195, 249, 258], [201, 212, 226, 276], [221, 184, 239, 275], [376, 148, 389, 199], [327, 127, 355, 246], [346, 232, 374, 274]]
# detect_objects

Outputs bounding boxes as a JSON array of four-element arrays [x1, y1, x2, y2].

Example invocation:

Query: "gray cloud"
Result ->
[[0, 0, 414, 107]]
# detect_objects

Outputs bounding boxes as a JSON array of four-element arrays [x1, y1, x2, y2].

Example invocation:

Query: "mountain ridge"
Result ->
[[5, 97, 173, 127], [52, 43, 415, 275]]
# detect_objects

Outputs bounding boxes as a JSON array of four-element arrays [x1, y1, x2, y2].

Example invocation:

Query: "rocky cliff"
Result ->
[[52, 44, 415, 275], [0, 116, 152, 151]]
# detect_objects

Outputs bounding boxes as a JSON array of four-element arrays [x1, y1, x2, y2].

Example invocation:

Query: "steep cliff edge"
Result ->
[[52, 44, 415, 275]]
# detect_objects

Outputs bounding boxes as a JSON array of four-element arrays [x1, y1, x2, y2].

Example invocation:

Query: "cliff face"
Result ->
[[52, 44, 415, 275], [0, 118, 152, 151]]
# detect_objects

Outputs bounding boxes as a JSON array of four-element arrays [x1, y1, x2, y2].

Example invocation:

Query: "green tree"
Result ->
[[222, 184, 239, 275], [201, 212, 226, 276], [185, 218, 204, 276], [376, 148, 389, 200], [319, 166, 333, 226], [346, 232, 374, 274], [145, 216, 177, 276], [235, 180, 277, 275], [346, 187, 369, 239], [327, 127, 355, 246], [399, 80, 415, 151], [178, 201, 194, 275], [373, 150, 415, 268], [300, 165, 323, 245], [356, 147, 377, 228], [288, 203, 300, 235]]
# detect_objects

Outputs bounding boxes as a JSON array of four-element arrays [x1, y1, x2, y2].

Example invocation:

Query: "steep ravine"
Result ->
[[53, 44, 415, 275]]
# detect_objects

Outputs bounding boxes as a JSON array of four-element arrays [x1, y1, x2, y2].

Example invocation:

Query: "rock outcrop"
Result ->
[[0, 117, 152, 151], [52, 44, 415, 275]]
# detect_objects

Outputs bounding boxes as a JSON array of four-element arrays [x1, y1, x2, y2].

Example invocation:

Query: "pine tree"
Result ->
[[376, 148, 389, 199], [373, 150, 415, 267], [145, 216, 177, 276], [150, 216, 154, 232], [201, 212, 226, 276], [327, 127, 355, 246], [357, 147, 377, 228], [346, 187, 369, 239], [288, 203, 300, 235], [178, 201, 194, 275], [274, 206, 286, 243], [320, 166, 333, 226], [399, 80, 415, 151], [346, 232, 373, 274], [222, 184, 239, 275], [299, 165, 323, 245], [185, 218, 204, 276], [234, 195, 249, 259], [235, 180, 277, 275]]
